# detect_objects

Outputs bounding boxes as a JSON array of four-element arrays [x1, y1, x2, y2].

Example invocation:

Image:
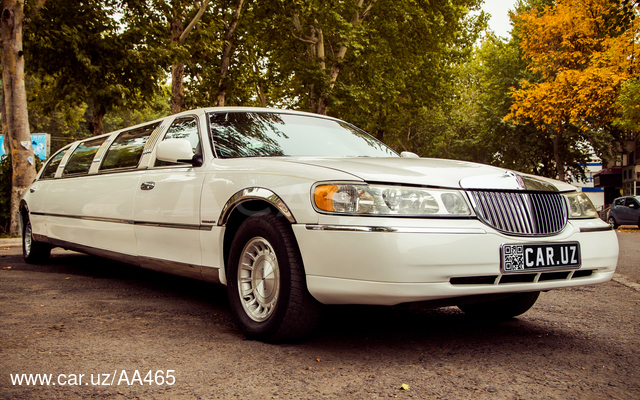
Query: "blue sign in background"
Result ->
[[0, 134, 49, 160]]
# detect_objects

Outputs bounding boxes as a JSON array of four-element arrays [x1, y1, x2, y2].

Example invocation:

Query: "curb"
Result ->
[[612, 273, 640, 292], [0, 238, 22, 246]]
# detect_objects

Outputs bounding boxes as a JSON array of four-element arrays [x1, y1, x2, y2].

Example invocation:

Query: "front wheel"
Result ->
[[457, 291, 540, 320], [608, 216, 619, 229], [227, 212, 322, 342], [22, 217, 51, 264]]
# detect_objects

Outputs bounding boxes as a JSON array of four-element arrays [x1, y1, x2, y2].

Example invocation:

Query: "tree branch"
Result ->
[[291, 31, 318, 45], [179, 0, 209, 44]]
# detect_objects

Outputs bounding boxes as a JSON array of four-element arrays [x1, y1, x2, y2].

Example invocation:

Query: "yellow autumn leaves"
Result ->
[[506, 0, 639, 131]]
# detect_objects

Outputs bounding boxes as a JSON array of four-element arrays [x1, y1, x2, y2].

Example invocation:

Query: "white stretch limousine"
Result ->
[[20, 108, 619, 342]]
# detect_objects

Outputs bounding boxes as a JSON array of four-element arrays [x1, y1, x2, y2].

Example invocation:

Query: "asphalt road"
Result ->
[[1, 229, 639, 399], [614, 227, 640, 285]]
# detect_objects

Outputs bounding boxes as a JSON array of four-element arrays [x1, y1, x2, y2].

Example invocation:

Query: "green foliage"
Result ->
[[25, 75, 91, 153], [15, 0, 632, 185], [24, 0, 166, 134], [103, 87, 172, 133], [615, 78, 640, 132]]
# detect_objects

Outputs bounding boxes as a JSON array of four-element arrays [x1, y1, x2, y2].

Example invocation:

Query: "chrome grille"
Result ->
[[468, 191, 568, 236]]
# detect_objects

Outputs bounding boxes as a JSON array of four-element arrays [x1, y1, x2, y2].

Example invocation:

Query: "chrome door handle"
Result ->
[[30, 187, 36, 193], [140, 181, 156, 190]]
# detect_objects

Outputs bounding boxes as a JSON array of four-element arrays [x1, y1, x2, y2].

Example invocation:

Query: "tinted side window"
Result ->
[[155, 117, 200, 167], [625, 198, 639, 208], [40, 147, 69, 179], [101, 123, 160, 171], [63, 137, 107, 176]]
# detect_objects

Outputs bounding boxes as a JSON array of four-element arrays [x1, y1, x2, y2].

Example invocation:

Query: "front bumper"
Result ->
[[293, 218, 618, 305]]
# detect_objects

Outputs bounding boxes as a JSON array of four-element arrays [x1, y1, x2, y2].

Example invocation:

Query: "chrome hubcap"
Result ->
[[238, 237, 280, 322]]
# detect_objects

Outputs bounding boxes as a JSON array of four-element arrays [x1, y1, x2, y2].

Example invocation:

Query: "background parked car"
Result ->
[[608, 196, 640, 228]]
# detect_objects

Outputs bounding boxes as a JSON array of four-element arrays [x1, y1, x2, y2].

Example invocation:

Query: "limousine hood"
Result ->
[[286, 157, 576, 192]]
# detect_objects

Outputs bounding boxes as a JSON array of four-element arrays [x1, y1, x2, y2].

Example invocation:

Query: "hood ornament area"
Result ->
[[459, 172, 559, 192]]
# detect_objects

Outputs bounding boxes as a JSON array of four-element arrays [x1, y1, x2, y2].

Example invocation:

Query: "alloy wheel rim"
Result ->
[[237, 237, 280, 322]]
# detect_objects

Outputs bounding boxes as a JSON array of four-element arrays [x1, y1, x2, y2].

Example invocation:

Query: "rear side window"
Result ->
[[40, 146, 69, 179], [63, 137, 107, 176], [101, 122, 160, 171]]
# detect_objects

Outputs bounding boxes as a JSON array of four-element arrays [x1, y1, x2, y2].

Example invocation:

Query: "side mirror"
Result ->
[[156, 139, 202, 167]]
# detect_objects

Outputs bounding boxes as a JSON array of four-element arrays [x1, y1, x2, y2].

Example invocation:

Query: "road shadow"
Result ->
[[2, 249, 623, 360]]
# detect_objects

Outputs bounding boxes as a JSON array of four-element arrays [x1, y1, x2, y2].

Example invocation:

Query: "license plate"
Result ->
[[501, 242, 581, 273]]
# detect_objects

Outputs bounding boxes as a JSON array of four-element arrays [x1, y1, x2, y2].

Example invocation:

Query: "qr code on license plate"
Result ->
[[503, 245, 525, 271]]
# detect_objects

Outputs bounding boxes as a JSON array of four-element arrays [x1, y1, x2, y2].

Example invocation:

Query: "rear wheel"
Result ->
[[608, 216, 619, 229], [227, 212, 322, 342], [22, 216, 51, 264], [457, 291, 540, 320]]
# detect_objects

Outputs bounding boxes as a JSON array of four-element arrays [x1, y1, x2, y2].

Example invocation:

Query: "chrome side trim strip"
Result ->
[[218, 187, 296, 225], [305, 225, 487, 234], [579, 225, 613, 233], [46, 237, 140, 266], [40, 236, 222, 284], [32, 212, 134, 225], [32, 212, 214, 231], [135, 221, 214, 231]]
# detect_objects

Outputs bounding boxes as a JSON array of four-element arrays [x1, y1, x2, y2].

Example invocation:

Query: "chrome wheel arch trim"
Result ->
[[218, 187, 296, 226]]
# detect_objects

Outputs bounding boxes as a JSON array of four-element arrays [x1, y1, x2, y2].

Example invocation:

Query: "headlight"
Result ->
[[313, 183, 473, 216], [565, 192, 598, 219]]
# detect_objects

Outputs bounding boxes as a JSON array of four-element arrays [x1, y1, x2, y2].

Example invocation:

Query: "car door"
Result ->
[[624, 198, 640, 224], [133, 115, 206, 279]]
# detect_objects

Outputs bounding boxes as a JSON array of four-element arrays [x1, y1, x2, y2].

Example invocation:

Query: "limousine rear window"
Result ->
[[62, 136, 108, 176], [101, 122, 160, 171], [40, 146, 69, 179]]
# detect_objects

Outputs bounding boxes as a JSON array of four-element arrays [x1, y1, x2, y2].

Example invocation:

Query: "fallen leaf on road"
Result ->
[[400, 384, 410, 391]]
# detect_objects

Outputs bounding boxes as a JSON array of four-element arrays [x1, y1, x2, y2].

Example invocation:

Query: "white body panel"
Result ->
[[42, 172, 143, 255], [134, 167, 206, 266], [295, 219, 618, 304]]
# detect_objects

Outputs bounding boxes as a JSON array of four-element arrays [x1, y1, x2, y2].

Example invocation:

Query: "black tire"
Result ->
[[608, 216, 619, 229], [457, 291, 540, 320], [226, 212, 322, 342], [22, 216, 51, 264]]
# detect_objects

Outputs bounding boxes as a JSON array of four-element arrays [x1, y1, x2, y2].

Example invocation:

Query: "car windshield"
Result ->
[[208, 112, 397, 158]]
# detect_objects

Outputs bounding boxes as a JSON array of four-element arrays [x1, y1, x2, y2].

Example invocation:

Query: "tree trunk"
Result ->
[[1, 0, 36, 235], [308, 0, 375, 115], [170, 14, 185, 114], [170, 62, 185, 114], [552, 132, 565, 181], [90, 103, 107, 136], [169, 1, 209, 114], [215, 0, 245, 107]]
